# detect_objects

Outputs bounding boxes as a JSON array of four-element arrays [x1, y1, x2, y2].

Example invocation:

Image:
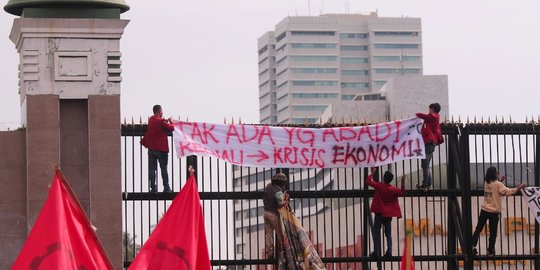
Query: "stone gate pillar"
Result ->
[[4, 1, 129, 268]]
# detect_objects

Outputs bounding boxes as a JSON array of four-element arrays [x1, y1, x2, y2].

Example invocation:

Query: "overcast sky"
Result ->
[[0, 0, 539, 130]]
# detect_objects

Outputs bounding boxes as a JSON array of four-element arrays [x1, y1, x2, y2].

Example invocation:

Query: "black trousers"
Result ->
[[471, 209, 500, 252]]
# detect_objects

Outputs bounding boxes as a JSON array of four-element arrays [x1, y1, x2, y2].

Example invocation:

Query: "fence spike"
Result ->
[[444, 115, 448, 123], [139, 116, 142, 124], [231, 117, 234, 124], [525, 115, 528, 123], [239, 117, 242, 124], [131, 117, 134, 126], [495, 115, 499, 123], [509, 115, 512, 124], [473, 116, 477, 123], [466, 116, 470, 124], [349, 116, 353, 124], [123, 117, 126, 125], [224, 117, 227, 124], [320, 117, 323, 124], [451, 115, 454, 123]]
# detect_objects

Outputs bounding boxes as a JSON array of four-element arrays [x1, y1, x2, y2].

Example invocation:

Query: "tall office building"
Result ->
[[257, 12, 423, 124]]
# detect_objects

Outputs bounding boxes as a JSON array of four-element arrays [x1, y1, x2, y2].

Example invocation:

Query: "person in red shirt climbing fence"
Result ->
[[367, 167, 406, 261], [140, 105, 175, 193], [416, 102, 443, 191]]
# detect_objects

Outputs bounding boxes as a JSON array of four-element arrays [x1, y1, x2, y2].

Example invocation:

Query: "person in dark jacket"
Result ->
[[416, 102, 442, 191], [263, 173, 289, 259], [140, 105, 175, 193], [367, 168, 406, 259]]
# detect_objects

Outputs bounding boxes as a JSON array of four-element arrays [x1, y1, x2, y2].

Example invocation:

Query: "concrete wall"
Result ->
[[384, 75, 449, 121], [0, 131, 26, 269]]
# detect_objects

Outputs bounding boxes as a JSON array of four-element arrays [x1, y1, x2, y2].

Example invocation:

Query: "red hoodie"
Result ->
[[416, 112, 442, 145], [367, 174, 405, 218]]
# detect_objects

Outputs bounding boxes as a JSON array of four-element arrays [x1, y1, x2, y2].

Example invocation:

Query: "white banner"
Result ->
[[523, 187, 540, 224], [172, 117, 425, 168]]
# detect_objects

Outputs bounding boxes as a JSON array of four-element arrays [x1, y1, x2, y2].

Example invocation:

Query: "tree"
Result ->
[[122, 232, 141, 261]]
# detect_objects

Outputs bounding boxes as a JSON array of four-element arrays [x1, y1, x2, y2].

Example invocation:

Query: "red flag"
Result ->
[[129, 174, 211, 270], [11, 169, 113, 270], [400, 230, 415, 270]]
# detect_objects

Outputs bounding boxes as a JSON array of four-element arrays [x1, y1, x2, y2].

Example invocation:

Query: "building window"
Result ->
[[374, 44, 419, 49], [363, 93, 385, 101], [291, 31, 335, 36], [292, 80, 337, 86], [341, 57, 368, 63], [259, 92, 269, 101], [374, 31, 419, 36], [374, 68, 421, 74], [276, 32, 287, 42], [276, 56, 287, 65], [339, 33, 368, 39], [373, 55, 421, 62], [291, 43, 336, 49], [340, 45, 368, 51], [260, 116, 270, 123], [278, 106, 289, 116], [341, 70, 368, 76], [290, 55, 337, 62], [403, 56, 421, 62], [278, 94, 288, 103], [341, 95, 356, 100], [374, 81, 387, 87], [277, 82, 288, 90], [260, 105, 270, 114], [292, 93, 338, 99], [290, 68, 337, 74], [258, 57, 268, 65], [259, 69, 268, 76], [276, 68, 288, 77], [259, 81, 269, 88], [341, 82, 369, 89], [258, 46, 268, 55], [291, 105, 328, 112], [291, 118, 319, 124]]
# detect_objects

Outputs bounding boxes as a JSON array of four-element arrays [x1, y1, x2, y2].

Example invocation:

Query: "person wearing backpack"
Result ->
[[415, 103, 443, 191]]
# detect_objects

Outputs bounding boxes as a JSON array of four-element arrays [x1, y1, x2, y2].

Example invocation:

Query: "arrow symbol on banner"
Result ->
[[247, 150, 269, 162]]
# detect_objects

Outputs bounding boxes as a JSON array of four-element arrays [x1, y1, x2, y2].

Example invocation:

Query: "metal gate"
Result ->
[[122, 120, 540, 269]]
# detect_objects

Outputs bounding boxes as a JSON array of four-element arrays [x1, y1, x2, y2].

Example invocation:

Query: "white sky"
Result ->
[[0, 0, 539, 130]]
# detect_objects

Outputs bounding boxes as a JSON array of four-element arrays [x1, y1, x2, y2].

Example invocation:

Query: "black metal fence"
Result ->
[[121, 121, 540, 270]]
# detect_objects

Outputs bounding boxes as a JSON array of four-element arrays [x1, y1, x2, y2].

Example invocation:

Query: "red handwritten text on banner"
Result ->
[[173, 117, 425, 168]]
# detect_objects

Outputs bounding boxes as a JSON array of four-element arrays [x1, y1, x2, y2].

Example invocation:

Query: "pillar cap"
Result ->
[[5, 0, 130, 16]]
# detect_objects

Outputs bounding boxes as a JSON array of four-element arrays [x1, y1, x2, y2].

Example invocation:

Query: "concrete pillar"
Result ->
[[9, 18, 129, 269]]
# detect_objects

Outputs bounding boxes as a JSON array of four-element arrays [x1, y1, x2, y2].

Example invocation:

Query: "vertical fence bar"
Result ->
[[460, 125, 473, 270], [532, 123, 540, 270], [446, 131, 457, 269]]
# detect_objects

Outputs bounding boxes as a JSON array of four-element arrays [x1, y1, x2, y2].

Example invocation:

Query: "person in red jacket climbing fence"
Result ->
[[416, 102, 443, 191], [367, 167, 406, 260]]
